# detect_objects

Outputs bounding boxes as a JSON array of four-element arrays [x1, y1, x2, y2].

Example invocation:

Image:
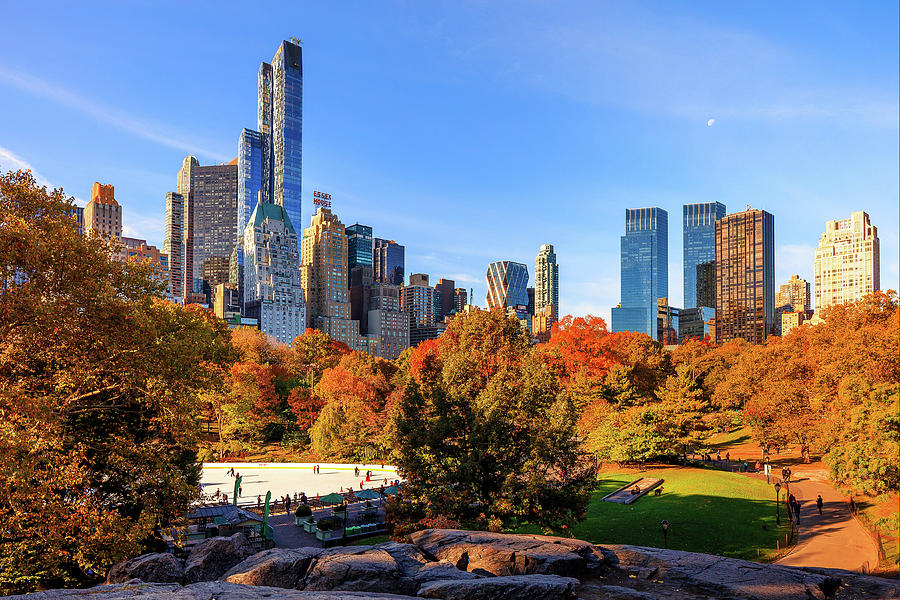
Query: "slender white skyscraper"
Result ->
[[534, 244, 559, 322]]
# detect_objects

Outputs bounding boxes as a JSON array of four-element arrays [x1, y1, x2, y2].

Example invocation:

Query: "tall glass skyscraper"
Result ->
[[611, 207, 668, 338], [374, 238, 405, 286], [347, 224, 374, 272], [257, 39, 303, 255], [238, 129, 263, 240], [485, 261, 529, 310], [683, 202, 725, 310]]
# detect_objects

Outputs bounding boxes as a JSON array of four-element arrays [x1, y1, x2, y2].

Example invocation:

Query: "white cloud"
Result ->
[[0, 66, 229, 162], [0, 145, 85, 205]]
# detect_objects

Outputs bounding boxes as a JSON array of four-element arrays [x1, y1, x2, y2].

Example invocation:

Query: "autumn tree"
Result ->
[[392, 308, 596, 533], [0, 171, 235, 592]]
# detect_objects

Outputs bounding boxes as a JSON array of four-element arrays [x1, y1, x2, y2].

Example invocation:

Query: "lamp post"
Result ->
[[661, 520, 670, 549], [774, 482, 782, 526]]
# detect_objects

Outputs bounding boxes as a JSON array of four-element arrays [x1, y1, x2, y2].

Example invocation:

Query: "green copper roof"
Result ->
[[249, 201, 295, 234]]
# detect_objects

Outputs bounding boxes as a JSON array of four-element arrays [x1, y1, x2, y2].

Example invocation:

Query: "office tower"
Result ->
[[715, 208, 775, 344], [526, 287, 535, 315], [453, 288, 468, 313], [366, 282, 409, 359], [683, 202, 726, 310], [258, 39, 303, 254], [485, 261, 529, 310], [347, 223, 374, 283], [403, 273, 444, 346], [243, 201, 305, 345], [74, 207, 84, 235], [435, 278, 456, 319], [534, 244, 559, 323], [814, 211, 880, 311], [163, 192, 185, 301], [611, 208, 668, 338], [214, 282, 242, 324], [84, 182, 122, 239], [177, 156, 238, 304], [374, 238, 405, 286], [238, 129, 263, 239], [301, 208, 375, 353]]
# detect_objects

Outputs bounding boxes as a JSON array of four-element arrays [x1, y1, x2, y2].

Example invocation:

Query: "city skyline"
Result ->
[[1, 2, 897, 322]]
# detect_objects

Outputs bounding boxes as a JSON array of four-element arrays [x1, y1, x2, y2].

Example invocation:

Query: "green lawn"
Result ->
[[518, 466, 791, 561]]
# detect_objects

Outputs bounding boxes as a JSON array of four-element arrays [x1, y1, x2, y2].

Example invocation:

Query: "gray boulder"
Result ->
[[300, 546, 418, 595], [105, 552, 184, 584], [417, 574, 580, 600], [183, 532, 256, 583], [224, 547, 324, 588], [8, 580, 421, 598], [605, 544, 843, 600], [409, 529, 604, 577]]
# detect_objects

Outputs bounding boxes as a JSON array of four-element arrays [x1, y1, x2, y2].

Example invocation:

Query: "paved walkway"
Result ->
[[268, 501, 387, 548], [696, 457, 879, 572], [772, 468, 879, 573]]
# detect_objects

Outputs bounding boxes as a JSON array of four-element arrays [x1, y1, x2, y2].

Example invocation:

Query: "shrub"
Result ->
[[294, 504, 312, 518], [316, 517, 341, 531]]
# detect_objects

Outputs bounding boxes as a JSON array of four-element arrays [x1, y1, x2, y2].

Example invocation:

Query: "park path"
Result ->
[[772, 468, 879, 572]]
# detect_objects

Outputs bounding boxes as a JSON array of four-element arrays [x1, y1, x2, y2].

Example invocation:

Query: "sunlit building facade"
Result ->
[[715, 208, 775, 344], [814, 211, 880, 312], [485, 261, 529, 310], [374, 238, 405, 286], [84, 182, 122, 239], [534, 244, 559, 323]]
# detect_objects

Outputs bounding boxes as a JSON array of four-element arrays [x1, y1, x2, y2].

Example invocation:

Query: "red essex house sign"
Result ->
[[313, 190, 332, 209]]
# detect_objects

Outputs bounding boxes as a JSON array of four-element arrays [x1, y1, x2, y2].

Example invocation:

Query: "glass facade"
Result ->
[[272, 40, 303, 255], [238, 128, 263, 240], [347, 223, 374, 270], [683, 202, 725, 309], [715, 209, 775, 344], [374, 238, 405, 286], [485, 261, 529, 310], [611, 207, 668, 338]]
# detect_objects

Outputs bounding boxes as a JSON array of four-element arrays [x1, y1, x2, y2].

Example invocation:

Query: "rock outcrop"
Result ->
[[409, 529, 604, 577], [182, 532, 256, 583], [10, 529, 899, 600], [105, 553, 184, 584]]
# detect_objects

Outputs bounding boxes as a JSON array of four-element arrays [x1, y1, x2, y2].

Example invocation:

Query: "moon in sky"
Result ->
[[707, 119, 716, 126]]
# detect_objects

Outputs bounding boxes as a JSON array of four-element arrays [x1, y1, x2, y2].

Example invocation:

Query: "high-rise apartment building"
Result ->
[[243, 201, 306, 345], [814, 211, 880, 311], [176, 156, 239, 304], [657, 298, 679, 345], [774, 274, 811, 334], [715, 208, 775, 344], [403, 273, 444, 346], [611, 208, 668, 338], [366, 282, 409, 359], [84, 182, 122, 239], [238, 129, 263, 239], [258, 39, 303, 255], [374, 238, 405, 286], [683, 202, 726, 311], [453, 288, 468, 313], [534, 244, 559, 323], [301, 208, 374, 353], [435, 278, 457, 320], [485, 261, 529, 310], [775, 275, 811, 312], [163, 192, 185, 300]]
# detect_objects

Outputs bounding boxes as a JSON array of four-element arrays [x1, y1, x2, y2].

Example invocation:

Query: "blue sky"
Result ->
[[1, 1, 897, 321]]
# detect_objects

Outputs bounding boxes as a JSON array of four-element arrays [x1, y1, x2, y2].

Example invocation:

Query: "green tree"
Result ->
[[392, 308, 596, 533], [0, 171, 235, 592]]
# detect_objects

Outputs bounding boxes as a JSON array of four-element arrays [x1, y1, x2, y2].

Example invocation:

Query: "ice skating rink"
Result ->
[[200, 462, 400, 505]]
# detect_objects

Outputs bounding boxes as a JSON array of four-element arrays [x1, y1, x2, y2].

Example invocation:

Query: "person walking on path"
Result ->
[[716, 450, 721, 461], [794, 499, 801, 524], [285, 495, 292, 515], [816, 494, 823, 515]]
